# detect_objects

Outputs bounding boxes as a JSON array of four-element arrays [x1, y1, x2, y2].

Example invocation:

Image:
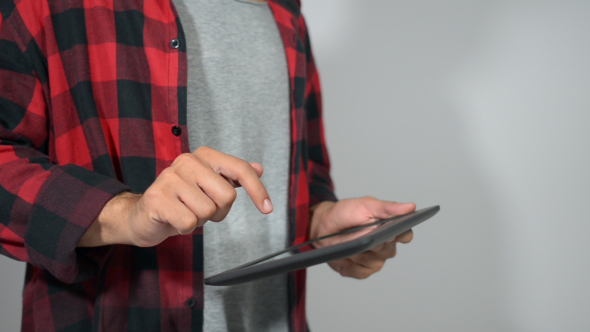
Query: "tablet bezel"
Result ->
[[204, 205, 440, 286]]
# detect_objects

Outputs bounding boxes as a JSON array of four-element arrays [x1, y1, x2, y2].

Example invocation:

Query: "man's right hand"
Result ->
[[78, 147, 273, 248]]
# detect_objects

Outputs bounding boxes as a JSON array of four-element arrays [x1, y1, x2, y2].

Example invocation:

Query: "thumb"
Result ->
[[365, 198, 415, 220], [383, 201, 416, 218]]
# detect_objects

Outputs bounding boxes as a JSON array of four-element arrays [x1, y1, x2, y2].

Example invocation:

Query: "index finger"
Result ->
[[194, 147, 273, 214]]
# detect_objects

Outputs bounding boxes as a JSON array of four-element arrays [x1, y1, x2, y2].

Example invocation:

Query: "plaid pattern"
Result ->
[[0, 0, 336, 331]]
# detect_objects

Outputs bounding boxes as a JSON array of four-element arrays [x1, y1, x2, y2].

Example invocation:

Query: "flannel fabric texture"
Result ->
[[0, 0, 336, 331]]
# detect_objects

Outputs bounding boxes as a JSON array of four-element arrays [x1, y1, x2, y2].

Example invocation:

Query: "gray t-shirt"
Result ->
[[172, 0, 291, 331]]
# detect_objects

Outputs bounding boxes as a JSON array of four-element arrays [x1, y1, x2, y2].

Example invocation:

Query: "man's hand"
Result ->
[[79, 147, 273, 247], [309, 197, 416, 279]]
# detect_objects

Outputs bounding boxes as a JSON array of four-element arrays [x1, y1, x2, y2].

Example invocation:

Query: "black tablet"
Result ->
[[204, 205, 440, 286]]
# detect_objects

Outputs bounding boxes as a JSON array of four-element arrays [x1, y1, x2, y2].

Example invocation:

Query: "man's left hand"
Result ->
[[309, 197, 416, 279]]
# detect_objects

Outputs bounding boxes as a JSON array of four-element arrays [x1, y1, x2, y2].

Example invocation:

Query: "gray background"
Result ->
[[2, 0, 590, 331]]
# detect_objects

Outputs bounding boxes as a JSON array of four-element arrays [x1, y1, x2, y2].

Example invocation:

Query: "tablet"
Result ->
[[204, 205, 440, 286]]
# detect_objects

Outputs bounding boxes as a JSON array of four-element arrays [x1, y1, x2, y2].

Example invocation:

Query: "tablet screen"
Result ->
[[240, 216, 399, 268]]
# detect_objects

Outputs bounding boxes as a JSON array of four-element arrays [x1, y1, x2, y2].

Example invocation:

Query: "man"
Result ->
[[0, 0, 415, 331]]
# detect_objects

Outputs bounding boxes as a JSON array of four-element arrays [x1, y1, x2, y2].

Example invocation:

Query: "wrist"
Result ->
[[308, 200, 336, 240], [78, 191, 139, 247]]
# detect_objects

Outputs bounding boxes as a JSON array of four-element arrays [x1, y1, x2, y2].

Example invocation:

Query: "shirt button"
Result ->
[[171, 126, 181, 136], [186, 297, 196, 309], [170, 38, 181, 49]]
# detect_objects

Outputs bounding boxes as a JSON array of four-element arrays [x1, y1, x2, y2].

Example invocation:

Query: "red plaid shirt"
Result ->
[[0, 0, 336, 331]]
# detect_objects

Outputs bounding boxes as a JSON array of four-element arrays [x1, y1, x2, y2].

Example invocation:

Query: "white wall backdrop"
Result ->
[[1, 1, 590, 331], [303, 0, 590, 331]]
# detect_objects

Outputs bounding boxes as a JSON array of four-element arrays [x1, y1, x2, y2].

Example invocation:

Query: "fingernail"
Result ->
[[263, 199, 273, 213]]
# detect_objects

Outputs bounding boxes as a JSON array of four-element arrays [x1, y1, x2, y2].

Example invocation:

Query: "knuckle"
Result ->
[[194, 146, 211, 157], [236, 160, 253, 174], [359, 271, 372, 279], [158, 168, 177, 181], [172, 153, 193, 168], [209, 209, 230, 222], [201, 200, 217, 218], [338, 266, 349, 277], [209, 215, 222, 223], [219, 188, 237, 205], [178, 217, 197, 235], [373, 261, 385, 272]]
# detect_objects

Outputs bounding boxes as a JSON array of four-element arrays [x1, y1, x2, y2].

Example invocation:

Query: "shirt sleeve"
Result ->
[[298, 15, 338, 207], [0, 15, 129, 284]]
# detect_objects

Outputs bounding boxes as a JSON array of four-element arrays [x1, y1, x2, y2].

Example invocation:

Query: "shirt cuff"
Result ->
[[24, 164, 130, 284]]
